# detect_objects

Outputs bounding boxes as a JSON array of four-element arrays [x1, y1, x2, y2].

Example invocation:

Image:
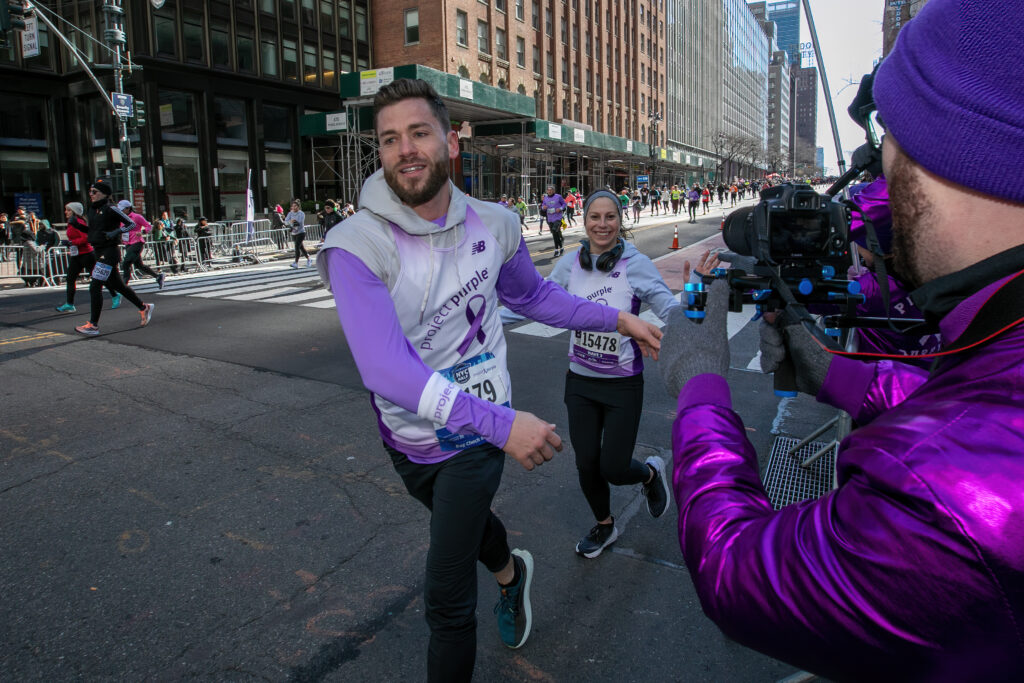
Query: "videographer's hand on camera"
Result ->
[[682, 249, 724, 283], [659, 279, 730, 398], [758, 315, 833, 396]]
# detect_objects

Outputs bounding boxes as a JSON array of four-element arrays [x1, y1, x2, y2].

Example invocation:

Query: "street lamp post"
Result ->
[[648, 109, 662, 185]]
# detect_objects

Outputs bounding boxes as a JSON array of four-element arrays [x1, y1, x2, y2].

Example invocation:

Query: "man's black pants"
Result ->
[[386, 443, 511, 683]]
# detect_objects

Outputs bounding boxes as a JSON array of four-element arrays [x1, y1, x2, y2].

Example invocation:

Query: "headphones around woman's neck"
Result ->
[[579, 238, 625, 272]]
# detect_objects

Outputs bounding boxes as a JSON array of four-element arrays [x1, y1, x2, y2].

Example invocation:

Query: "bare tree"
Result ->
[[709, 131, 762, 182]]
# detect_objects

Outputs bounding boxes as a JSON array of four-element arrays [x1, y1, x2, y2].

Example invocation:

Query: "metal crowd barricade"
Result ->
[[0, 244, 70, 287]]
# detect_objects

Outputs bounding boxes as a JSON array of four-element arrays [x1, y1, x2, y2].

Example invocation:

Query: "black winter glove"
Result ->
[[758, 319, 834, 396], [658, 280, 730, 398]]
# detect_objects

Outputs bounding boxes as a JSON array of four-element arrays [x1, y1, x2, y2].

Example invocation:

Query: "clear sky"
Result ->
[[800, 0, 885, 175]]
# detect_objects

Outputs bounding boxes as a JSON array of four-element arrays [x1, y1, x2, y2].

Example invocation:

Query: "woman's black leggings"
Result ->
[[65, 252, 96, 305], [122, 243, 160, 283], [564, 371, 647, 522], [293, 233, 309, 261], [89, 248, 144, 325], [689, 201, 699, 221]]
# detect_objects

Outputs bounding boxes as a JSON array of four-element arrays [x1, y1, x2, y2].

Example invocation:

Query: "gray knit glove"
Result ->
[[659, 280, 730, 398], [759, 319, 834, 396]]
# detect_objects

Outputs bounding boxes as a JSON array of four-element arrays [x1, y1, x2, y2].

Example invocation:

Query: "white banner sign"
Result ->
[[626, 140, 633, 153], [359, 67, 395, 95], [325, 112, 347, 132], [548, 123, 562, 139], [459, 79, 474, 100], [21, 16, 40, 59], [572, 128, 585, 143]]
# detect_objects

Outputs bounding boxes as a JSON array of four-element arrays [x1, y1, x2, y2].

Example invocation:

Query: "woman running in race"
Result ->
[[55, 202, 93, 313], [548, 190, 678, 558], [118, 199, 164, 289], [687, 184, 701, 223]]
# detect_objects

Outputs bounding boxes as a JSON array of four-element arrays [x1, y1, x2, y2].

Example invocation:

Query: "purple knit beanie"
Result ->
[[873, 0, 1024, 203]]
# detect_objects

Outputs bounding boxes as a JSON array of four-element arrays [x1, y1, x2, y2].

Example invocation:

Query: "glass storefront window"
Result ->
[[262, 104, 291, 150], [355, 6, 367, 41], [0, 95, 50, 216], [217, 149, 250, 221], [339, 1, 351, 37], [163, 146, 204, 220], [213, 97, 248, 146], [159, 90, 198, 143], [266, 152, 293, 204]]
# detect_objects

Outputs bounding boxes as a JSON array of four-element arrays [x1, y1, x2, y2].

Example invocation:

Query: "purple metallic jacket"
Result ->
[[671, 272, 1024, 681]]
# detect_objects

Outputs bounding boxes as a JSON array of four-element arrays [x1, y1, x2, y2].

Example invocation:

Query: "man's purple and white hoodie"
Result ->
[[317, 169, 619, 464]]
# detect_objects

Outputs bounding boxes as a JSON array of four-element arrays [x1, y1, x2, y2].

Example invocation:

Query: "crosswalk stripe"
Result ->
[[223, 286, 313, 301], [303, 299, 338, 309], [267, 289, 331, 304], [161, 273, 318, 296]]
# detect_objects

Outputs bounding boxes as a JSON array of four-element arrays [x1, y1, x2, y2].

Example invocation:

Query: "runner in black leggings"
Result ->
[[55, 202, 95, 313], [74, 181, 155, 336], [547, 190, 677, 557]]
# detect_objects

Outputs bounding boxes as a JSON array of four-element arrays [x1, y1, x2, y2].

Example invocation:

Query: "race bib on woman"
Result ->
[[91, 262, 112, 281]]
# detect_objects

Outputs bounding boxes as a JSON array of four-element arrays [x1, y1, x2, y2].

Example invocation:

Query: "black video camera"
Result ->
[[723, 183, 849, 273]]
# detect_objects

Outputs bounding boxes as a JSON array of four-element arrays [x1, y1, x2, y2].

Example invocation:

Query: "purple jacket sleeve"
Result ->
[[817, 356, 928, 424], [671, 373, 985, 680], [495, 238, 618, 331], [326, 249, 515, 447]]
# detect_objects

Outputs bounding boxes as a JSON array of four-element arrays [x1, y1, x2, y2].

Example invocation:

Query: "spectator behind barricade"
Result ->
[[658, 0, 1024, 678], [0, 212, 9, 259], [319, 199, 343, 238], [194, 216, 212, 264], [151, 213, 180, 275]]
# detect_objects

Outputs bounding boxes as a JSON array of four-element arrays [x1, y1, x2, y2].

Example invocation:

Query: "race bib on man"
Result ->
[[91, 262, 112, 281], [572, 330, 621, 365], [434, 352, 510, 451]]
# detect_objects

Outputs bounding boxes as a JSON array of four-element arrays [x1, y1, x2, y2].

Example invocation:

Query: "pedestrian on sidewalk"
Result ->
[[55, 202, 94, 313], [541, 185, 567, 256], [74, 181, 154, 336], [119, 200, 165, 290], [286, 200, 311, 267], [548, 189, 677, 558], [315, 78, 663, 683]]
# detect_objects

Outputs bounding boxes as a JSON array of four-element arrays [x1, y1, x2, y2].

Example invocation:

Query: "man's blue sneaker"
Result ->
[[111, 293, 122, 309], [494, 548, 533, 649]]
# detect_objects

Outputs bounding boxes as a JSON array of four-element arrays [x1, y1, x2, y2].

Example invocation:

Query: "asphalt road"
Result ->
[[0, 198, 836, 682]]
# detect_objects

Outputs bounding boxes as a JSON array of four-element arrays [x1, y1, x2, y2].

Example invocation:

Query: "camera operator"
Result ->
[[657, 0, 1024, 679]]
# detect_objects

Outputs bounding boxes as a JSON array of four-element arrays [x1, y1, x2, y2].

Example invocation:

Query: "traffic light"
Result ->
[[3, 1, 29, 32], [134, 100, 147, 128]]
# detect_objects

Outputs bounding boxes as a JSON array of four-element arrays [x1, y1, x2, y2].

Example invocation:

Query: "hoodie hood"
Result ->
[[358, 168, 467, 236]]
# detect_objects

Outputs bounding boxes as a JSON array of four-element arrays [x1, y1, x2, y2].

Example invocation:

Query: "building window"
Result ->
[[283, 38, 298, 81], [339, 0, 350, 37], [259, 0, 275, 14], [300, 0, 316, 26], [320, 0, 335, 30], [237, 29, 255, 73], [532, 2, 539, 29], [182, 11, 205, 64], [546, 50, 553, 78], [159, 89, 199, 143], [261, 36, 278, 76], [355, 6, 368, 41], [477, 20, 490, 54], [496, 0, 506, 11], [281, 0, 296, 21], [303, 43, 318, 85], [544, 8, 552, 36], [153, 9, 176, 58], [495, 28, 507, 60], [560, 17, 567, 44], [341, 52, 353, 73], [456, 11, 468, 46], [561, 57, 567, 82], [516, 37, 525, 68], [572, 26, 578, 50], [515, 0, 524, 21], [211, 19, 231, 69], [323, 48, 336, 88], [405, 8, 420, 44], [532, 45, 540, 74], [585, 30, 591, 55]]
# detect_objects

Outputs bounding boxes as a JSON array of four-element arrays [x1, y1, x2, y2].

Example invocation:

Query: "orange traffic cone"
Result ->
[[669, 226, 680, 250]]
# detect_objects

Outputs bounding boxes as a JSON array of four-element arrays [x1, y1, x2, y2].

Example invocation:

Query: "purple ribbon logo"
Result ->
[[457, 295, 487, 355]]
